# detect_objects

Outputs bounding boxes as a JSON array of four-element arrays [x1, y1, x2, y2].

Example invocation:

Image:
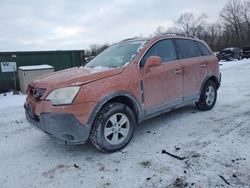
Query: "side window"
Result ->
[[141, 39, 177, 67], [174, 39, 201, 59], [195, 41, 212, 56]]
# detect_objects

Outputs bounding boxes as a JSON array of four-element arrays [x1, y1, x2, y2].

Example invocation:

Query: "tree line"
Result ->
[[85, 0, 249, 58], [169, 0, 250, 51]]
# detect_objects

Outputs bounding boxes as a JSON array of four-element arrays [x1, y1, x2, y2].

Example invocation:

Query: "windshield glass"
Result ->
[[85, 41, 147, 68]]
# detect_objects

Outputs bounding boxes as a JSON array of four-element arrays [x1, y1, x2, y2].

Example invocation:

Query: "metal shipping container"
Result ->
[[0, 50, 83, 92]]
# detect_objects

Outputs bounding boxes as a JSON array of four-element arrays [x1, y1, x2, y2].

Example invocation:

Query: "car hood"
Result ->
[[31, 66, 124, 89]]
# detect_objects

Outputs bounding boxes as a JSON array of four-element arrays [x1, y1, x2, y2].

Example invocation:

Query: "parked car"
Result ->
[[242, 46, 250, 59], [217, 47, 242, 61], [24, 34, 221, 152]]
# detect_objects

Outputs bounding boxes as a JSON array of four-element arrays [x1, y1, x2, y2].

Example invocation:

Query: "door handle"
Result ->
[[174, 69, 182, 74], [201, 64, 206, 68]]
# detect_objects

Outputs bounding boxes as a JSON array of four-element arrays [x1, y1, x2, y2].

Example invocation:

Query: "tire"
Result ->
[[196, 80, 217, 111], [90, 102, 136, 153]]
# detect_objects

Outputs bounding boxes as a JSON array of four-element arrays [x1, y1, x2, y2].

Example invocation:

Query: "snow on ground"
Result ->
[[0, 59, 250, 188]]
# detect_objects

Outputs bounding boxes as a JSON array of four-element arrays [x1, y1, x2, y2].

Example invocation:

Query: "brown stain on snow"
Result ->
[[42, 164, 70, 179]]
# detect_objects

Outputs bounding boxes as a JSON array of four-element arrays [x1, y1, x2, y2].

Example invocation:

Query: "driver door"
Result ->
[[141, 39, 183, 117]]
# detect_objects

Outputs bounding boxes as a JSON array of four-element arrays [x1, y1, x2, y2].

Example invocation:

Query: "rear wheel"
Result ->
[[196, 80, 217, 111], [90, 103, 136, 152]]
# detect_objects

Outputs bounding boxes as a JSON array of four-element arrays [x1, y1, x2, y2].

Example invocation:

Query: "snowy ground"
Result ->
[[0, 59, 250, 188]]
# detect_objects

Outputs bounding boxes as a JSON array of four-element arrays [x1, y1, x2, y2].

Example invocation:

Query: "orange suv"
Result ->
[[24, 34, 221, 152]]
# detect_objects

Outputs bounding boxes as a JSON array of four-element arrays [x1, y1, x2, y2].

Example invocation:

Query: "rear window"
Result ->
[[174, 39, 201, 59], [195, 42, 212, 56]]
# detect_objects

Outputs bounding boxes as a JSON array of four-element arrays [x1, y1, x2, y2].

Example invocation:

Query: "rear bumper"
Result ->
[[24, 103, 91, 145], [242, 54, 250, 58]]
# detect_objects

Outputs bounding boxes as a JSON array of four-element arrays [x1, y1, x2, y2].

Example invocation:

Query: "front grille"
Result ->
[[33, 114, 40, 122], [28, 86, 46, 100], [25, 102, 40, 122]]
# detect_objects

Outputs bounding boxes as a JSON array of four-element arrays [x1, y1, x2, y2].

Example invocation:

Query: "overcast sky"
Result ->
[[0, 0, 229, 51]]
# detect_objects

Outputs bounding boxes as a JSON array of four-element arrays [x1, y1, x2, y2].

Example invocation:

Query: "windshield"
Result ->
[[85, 41, 147, 68]]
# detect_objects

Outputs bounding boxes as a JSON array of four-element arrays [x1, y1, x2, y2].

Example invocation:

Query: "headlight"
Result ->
[[46, 87, 80, 105]]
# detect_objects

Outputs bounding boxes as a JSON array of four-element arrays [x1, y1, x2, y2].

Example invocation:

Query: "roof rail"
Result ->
[[158, 32, 197, 39], [120, 37, 139, 42]]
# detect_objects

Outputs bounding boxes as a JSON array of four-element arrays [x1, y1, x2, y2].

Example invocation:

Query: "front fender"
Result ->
[[87, 91, 143, 126]]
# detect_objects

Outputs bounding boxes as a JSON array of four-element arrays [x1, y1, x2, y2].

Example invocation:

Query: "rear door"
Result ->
[[174, 39, 208, 102], [140, 39, 183, 117]]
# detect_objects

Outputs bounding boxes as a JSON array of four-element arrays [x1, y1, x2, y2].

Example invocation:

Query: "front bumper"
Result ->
[[24, 103, 91, 145]]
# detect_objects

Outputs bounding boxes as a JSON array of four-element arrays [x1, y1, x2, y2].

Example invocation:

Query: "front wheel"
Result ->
[[90, 103, 136, 153], [196, 80, 217, 111]]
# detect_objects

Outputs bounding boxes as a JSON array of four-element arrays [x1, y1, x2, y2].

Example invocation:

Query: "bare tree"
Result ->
[[220, 0, 245, 46], [165, 26, 184, 35], [242, 0, 250, 46], [88, 43, 110, 56], [177, 12, 207, 36], [85, 0, 250, 54]]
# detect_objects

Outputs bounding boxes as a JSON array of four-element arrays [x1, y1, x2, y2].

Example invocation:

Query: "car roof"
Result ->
[[117, 33, 203, 45], [223, 47, 240, 50]]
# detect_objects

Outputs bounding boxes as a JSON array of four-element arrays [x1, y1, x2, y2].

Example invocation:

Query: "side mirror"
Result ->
[[144, 56, 161, 73]]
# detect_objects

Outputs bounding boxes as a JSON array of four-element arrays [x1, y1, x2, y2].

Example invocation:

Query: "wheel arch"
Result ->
[[87, 92, 143, 127], [200, 75, 221, 93]]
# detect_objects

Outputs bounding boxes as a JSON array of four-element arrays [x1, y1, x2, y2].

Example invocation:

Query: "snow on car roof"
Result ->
[[223, 48, 234, 51]]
